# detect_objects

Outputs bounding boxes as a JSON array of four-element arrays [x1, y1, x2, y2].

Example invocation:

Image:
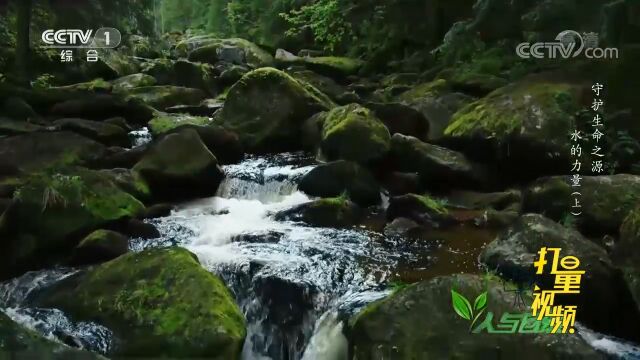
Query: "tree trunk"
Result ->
[[15, 0, 33, 86]]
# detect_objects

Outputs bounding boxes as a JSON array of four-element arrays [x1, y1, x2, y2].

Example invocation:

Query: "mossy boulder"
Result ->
[[277, 52, 363, 80], [53, 118, 130, 147], [51, 78, 112, 93], [298, 160, 381, 207], [0, 131, 107, 178], [122, 85, 206, 111], [142, 59, 218, 96], [386, 193, 450, 226], [348, 274, 602, 359], [444, 76, 586, 181], [38, 247, 246, 358], [50, 94, 154, 125], [0, 117, 44, 136], [481, 214, 640, 342], [0, 311, 103, 359], [188, 38, 274, 68], [99, 168, 152, 202], [216, 67, 334, 153], [163, 124, 244, 165], [111, 73, 157, 93], [133, 128, 224, 201], [148, 112, 212, 136], [390, 133, 489, 190], [70, 229, 128, 265], [0, 168, 145, 279], [523, 175, 640, 235], [275, 196, 361, 228], [83, 51, 140, 80], [320, 103, 391, 164], [290, 70, 359, 105]]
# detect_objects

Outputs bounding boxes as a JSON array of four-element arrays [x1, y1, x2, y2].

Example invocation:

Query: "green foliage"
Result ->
[[31, 73, 55, 89], [281, 0, 354, 52]]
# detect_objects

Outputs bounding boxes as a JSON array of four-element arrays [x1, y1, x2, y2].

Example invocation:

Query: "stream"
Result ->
[[1, 152, 640, 359]]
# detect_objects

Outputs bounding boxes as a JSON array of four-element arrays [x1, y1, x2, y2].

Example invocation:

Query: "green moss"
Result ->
[[52, 78, 112, 92], [410, 194, 448, 215], [305, 56, 364, 76], [148, 113, 211, 136], [123, 86, 206, 110], [44, 247, 246, 358], [396, 78, 449, 103], [445, 80, 579, 139]]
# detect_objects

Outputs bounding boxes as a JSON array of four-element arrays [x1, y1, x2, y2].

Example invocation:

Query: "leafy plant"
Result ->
[[451, 289, 488, 331], [31, 73, 55, 89]]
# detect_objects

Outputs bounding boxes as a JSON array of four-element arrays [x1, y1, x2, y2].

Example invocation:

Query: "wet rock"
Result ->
[[0, 311, 103, 359], [447, 189, 522, 212], [444, 76, 586, 181], [386, 193, 450, 226], [124, 219, 160, 239], [103, 116, 132, 131], [69, 229, 129, 265], [0, 168, 145, 280], [218, 64, 249, 87], [232, 232, 283, 244], [164, 124, 244, 165], [96, 145, 148, 169], [253, 275, 317, 329], [523, 175, 640, 236], [141, 203, 173, 219], [382, 172, 422, 196], [188, 38, 275, 68], [348, 274, 602, 359], [111, 73, 157, 93], [121, 85, 207, 111], [0, 117, 45, 136], [164, 103, 221, 117], [299, 160, 381, 207], [390, 133, 489, 191], [38, 247, 246, 358], [0, 131, 107, 178], [320, 103, 391, 165], [366, 102, 430, 141], [133, 128, 224, 201], [53, 118, 130, 147], [481, 214, 640, 342], [275, 197, 361, 228], [50, 94, 154, 125], [216, 67, 334, 153]]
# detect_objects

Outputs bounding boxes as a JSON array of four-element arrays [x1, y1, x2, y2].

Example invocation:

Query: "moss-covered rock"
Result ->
[[0, 168, 145, 279], [51, 78, 112, 92], [111, 73, 157, 93], [0, 117, 44, 136], [320, 103, 391, 164], [275, 196, 361, 228], [122, 85, 206, 111], [53, 118, 130, 147], [141, 59, 218, 96], [0, 131, 107, 178], [216, 67, 334, 153], [365, 102, 430, 141], [0, 311, 103, 359], [298, 160, 381, 207], [279, 53, 363, 80], [390, 133, 489, 190], [188, 38, 274, 68], [148, 112, 212, 136], [83, 51, 140, 80], [163, 124, 244, 165], [70, 229, 128, 265], [133, 128, 224, 201], [290, 70, 359, 105], [386, 193, 450, 227], [348, 274, 602, 359], [444, 76, 586, 181], [481, 214, 640, 342], [523, 175, 640, 235], [38, 247, 246, 358]]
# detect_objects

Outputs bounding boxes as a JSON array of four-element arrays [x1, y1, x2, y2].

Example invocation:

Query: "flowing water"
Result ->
[[1, 152, 639, 359]]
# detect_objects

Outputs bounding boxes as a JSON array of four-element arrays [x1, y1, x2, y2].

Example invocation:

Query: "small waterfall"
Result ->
[[300, 311, 348, 360], [128, 127, 151, 148]]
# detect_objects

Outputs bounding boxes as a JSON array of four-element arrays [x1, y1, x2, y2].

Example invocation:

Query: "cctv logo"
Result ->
[[42, 30, 93, 46], [40, 28, 121, 48]]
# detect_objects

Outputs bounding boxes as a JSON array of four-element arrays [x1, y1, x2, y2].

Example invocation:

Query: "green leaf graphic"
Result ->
[[451, 289, 473, 320], [474, 291, 487, 312]]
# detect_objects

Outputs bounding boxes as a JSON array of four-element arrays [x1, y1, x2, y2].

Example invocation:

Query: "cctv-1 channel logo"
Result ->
[[41, 27, 121, 48]]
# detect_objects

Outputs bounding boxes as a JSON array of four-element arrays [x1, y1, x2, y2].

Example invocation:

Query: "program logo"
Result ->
[[516, 30, 619, 59], [41, 27, 121, 48]]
